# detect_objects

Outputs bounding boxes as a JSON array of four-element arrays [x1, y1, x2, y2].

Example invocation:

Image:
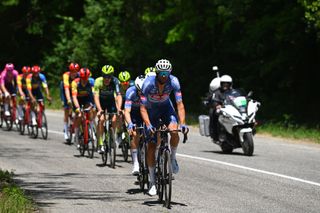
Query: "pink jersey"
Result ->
[[0, 69, 18, 86]]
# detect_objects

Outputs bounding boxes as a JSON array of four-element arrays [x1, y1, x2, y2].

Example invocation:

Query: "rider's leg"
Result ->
[[63, 108, 69, 140], [131, 131, 140, 174], [17, 100, 24, 120], [4, 96, 10, 116], [97, 114, 105, 153]]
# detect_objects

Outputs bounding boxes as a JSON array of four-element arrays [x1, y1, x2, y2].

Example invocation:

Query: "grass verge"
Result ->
[[0, 169, 35, 213]]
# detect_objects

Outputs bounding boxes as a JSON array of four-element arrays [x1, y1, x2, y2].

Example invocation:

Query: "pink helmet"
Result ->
[[5, 63, 14, 72]]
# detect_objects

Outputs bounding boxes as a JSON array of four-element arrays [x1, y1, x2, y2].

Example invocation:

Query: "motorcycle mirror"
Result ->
[[247, 91, 253, 98], [212, 66, 219, 77]]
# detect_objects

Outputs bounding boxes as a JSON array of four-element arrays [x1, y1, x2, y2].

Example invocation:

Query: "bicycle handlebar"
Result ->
[[155, 128, 188, 143]]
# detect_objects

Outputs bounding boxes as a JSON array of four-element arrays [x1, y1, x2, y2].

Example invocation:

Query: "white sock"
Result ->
[[131, 149, 138, 165], [171, 146, 177, 160], [31, 111, 36, 121], [4, 103, 9, 112], [64, 122, 68, 133], [148, 166, 155, 185], [18, 105, 24, 118], [74, 128, 79, 143]]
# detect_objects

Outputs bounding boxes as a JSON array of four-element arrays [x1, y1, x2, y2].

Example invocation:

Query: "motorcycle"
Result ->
[[199, 89, 260, 156]]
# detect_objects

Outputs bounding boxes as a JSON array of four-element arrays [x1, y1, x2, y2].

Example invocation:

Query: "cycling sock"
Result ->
[[4, 103, 9, 112], [18, 105, 24, 118], [74, 128, 79, 143], [31, 111, 36, 122], [64, 122, 68, 133], [171, 146, 177, 160], [98, 136, 103, 146], [131, 149, 138, 164], [148, 166, 155, 184]]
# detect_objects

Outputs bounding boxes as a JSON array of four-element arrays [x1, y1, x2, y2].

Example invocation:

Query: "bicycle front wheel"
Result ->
[[79, 124, 85, 156], [157, 154, 164, 202], [121, 133, 130, 162], [40, 112, 48, 139], [163, 150, 172, 208], [108, 128, 116, 168], [87, 124, 96, 159]]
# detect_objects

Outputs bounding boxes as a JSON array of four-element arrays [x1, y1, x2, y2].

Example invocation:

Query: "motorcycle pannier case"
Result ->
[[199, 115, 210, 137]]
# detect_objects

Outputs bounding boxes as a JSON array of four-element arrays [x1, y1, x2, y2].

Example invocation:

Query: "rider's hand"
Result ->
[[146, 124, 155, 134], [31, 97, 37, 104], [47, 96, 52, 103], [180, 124, 189, 134], [4, 92, 10, 98], [67, 99, 72, 107], [21, 95, 25, 101], [216, 105, 222, 110], [97, 110, 103, 117], [127, 122, 134, 135]]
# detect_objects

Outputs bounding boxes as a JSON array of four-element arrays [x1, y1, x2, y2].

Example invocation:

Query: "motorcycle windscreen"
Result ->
[[232, 96, 247, 112]]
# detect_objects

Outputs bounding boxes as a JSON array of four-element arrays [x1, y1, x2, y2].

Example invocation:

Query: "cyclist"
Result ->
[[117, 71, 134, 144], [144, 67, 156, 78], [71, 68, 95, 149], [94, 65, 122, 154], [17, 66, 31, 121], [140, 59, 189, 196], [124, 75, 145, 175], [1, 63, 19, 117], [26, 65, 52, 125], [60, 62, 80, 141]]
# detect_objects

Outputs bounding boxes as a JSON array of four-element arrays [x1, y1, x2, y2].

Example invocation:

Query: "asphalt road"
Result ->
[[0, 110, 319, 213]]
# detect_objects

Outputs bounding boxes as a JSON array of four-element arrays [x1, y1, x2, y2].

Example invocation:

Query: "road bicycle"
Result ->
[[18, 99, 31, 135], [118, 117, 131, 162], [155, 124, 188, 208], [100, 112, 117, 168], [28, 99, 48, 139], [2, 94, 17, 131], [135, 125, 149, 192], [77, 105, 96, 158], [66, 108, 74, 144]]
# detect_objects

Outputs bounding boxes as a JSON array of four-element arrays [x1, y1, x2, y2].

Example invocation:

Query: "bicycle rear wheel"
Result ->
[[79, 124, 85, 156], [121, 133, 130, 162], [108, 128, 116, 168], [87, 124, 95, 159], [163, 150, 172, 208], [157, 153, 164, 202], [102, 138, 108, 165], [138, 142, 148, 192], [40, 112, 48, 139]]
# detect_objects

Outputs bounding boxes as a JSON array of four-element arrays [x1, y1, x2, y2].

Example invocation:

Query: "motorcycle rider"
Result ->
[[210, 74, 233, 141]]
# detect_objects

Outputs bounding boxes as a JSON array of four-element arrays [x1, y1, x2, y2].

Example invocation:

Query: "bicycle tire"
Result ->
[[79, 124, 85, 156], [40, 112, 48, 139], [19, 119, 24, 135], [102, 138, 108, 165], [87, 124, 95, 159], [4, 104, 13, 131], [121, 134, 129, 162], [108, 128, 116, 168], [163, 150, 172, 208], [157, 152, 164, 202]]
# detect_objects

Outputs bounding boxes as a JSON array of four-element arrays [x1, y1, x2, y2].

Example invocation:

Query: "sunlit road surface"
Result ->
[[0, 110, 319, 213]]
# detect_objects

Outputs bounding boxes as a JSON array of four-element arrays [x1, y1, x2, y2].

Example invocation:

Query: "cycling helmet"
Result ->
[[5, 63, 14, 72], [31, 65, 41, 73], [135, 75, 145, 91], [144, 67, 156, 75], [101, 65, 114, 76], [79, 68, 90, 80], [69, 62, 80, 72], [118, 71, 131, 82], [155, 59, 172, 73], [220, 75, 232, 84], [22, 66, 31, 74]]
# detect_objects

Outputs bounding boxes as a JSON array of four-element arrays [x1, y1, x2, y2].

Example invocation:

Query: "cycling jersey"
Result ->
[[17, 74, 29, 97], [120, 80, 134, 109], [60, 71, 79, 108], [26, 73, 48, 100], [125, 86, 142, 126], [0, 69, 18, 94], [71, 77, 94, 98], [141, 75, 183, 107], [94, 76, 121, 113]]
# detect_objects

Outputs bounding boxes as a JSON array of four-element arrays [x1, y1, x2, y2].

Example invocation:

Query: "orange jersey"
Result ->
[[62, 71, 79, 89], [17, 74, 28, 90]]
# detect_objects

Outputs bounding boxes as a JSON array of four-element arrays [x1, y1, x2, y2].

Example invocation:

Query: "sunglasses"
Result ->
[[121, 81, 130, 86], [158, 71, 170, 77], [103, 75, 112, 79]]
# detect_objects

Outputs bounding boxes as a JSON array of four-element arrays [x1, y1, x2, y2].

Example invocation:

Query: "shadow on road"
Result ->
[[202, 150, 257, 156], [143, 199, 188, 208], [15, 172, 122, 208]]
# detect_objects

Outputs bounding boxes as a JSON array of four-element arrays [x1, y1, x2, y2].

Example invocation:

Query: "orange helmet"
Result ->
[[22, 66, 31, 74], [79, 68, 90, 80], [31, 65, 41, 73], [69, 63, 80, 72]]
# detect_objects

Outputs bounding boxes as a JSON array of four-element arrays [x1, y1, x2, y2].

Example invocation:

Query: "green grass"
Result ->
[[47, 86, 63, 110], [0, 169, 35, 213]]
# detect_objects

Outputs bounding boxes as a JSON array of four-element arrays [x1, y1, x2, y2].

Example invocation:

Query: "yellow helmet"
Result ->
[[101, 65, 114, 76], [118, 71, 131, 82], [144, 67, 156, 75]]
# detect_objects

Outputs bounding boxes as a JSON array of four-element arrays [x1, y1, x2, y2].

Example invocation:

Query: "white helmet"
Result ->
[[209, 77, 220, 93], [135, 75, 145, 91], [155, 59, 172, 72], [220, 75, 232, 84]]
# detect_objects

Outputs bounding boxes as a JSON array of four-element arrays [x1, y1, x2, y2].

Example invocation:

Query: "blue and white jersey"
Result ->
[[124, 86, 141, 110], [140, 75, 182, 108]]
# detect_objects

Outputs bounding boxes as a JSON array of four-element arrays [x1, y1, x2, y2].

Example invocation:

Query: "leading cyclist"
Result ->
[[140, 59, 189, 196], [1, 63, 18, 117]]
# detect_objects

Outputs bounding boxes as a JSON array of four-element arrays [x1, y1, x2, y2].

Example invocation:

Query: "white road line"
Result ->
[[177, 153, 320, 187], [49, 129, 320, 187]]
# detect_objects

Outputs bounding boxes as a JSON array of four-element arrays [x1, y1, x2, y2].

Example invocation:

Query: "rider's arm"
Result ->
[[62, 73, 72, 103], [26, 74, 36, 101], [93, 79, 102, 112], [0, 72, 8, 95], [177, 101, 186, 125], [71, 80, 80, 109], [114, 78, 122, 112], [17, 75, 25, 97], [172, 76, 186, 125], [40, 74, 51, 99]]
